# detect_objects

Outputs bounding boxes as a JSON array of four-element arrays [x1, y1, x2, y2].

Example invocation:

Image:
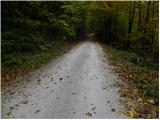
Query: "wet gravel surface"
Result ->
[[1, 41, 128, 118]]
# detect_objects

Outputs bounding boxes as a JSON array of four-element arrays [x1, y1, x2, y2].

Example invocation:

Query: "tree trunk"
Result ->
[[143, 1, 151, 33], [138, 1, 142, 33], [128, 2, 135, 34], [152, 2, 155, 18], [126, 2, 135, 49], [146, 1, 151, 24]]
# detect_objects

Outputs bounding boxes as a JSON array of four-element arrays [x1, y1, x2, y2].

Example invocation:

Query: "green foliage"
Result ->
[[107, 47, 139, 65], [86, 1, 158, 70], [2, 1, 158, 72], [2, 1, 86, 69], [106, 45, 158, 70], [4, 54, 23, 68], [143, 79, 159, 102]]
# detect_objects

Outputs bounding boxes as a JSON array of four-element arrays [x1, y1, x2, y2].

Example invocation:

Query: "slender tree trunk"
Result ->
[[146, 1, 151, 24], [152, 2, 155, 18], [144, 1, 151, 33], [126, 2, 135, 49], [128, 2, 135, 34], [138, 1, 142, 33]]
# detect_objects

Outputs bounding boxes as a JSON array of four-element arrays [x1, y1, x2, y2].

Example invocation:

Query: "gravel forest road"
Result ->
[[2, 41, 128, 119]]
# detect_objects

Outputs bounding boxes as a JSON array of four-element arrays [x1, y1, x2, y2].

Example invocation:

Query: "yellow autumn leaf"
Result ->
[[137, 98, 143, 103], [127, 108, 138, 118]]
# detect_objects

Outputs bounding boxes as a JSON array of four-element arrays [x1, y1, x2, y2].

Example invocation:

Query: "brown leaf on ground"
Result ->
[[103, 46, 158, 119], [85, 112, 92, 117], [92, 107, 96, 111], [20, 100, 29, 104]]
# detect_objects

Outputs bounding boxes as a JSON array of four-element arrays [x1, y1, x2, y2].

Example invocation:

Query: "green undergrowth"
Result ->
[[3, 52, 55, 69], [103, 45, 158, 118], [2, 40, 70, 83], [107, 47, 139, 64], [106, 46, 158, 70], [103, 45, 158, 104]]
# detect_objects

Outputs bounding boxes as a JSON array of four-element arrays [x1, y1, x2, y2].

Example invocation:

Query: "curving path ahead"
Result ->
[[2, 41, 128, 118]]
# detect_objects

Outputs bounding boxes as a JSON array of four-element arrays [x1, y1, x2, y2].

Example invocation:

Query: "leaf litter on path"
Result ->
[[92, 107, 96, 111], [20, 100, 29, 104], [35, 109, 41, 114], [85, 112, 92, 117]]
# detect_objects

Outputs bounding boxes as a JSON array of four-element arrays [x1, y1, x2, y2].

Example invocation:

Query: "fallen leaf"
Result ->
[[35, 109, 41, 113], [10, 106, 14, 110], [85, 112, 92, 117], [92, 107, 96, 111], [72, 92, 77, 95], [127, 108, 138, 118], [111, 108, 116, 112], [107, 101, 110, 103], [20, 100, 29, 104], [6, 112, 12, 116]]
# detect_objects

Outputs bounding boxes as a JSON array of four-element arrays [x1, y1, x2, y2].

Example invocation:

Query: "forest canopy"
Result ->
[[87, 1, 159, 70], [2, 1, 159, 70]]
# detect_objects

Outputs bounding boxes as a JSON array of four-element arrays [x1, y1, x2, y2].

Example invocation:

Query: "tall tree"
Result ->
[[138, 1, 142, 33], [128, 1, 135, 34], [146, 1, 151, 24], [144, 1, 151, 33]]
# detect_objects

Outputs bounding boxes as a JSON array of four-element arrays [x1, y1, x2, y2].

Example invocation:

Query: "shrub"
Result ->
[[108, 47, 139, 64], [143, 79, 159, 102], [4, 54, 23, 68]]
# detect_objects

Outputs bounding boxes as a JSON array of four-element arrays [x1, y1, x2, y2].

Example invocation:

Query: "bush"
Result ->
[[107, 46, 158, 70], [119, 52, 139, 64], [4, 54, 23, 68], [143, 79, 159, 101], [108, 47, 139, 64], [143, 57, 159, 70]]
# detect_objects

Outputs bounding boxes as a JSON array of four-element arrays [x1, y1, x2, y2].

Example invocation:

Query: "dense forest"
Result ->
[[1, 1, 159, 118], [2, 1, 158, 70], [2, 2, 86, 68], [92, 1, 159, 69]]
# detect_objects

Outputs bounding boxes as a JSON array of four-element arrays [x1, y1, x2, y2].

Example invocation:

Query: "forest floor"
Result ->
[[103, 46, 158, 118], [1, 41, 128, 119]]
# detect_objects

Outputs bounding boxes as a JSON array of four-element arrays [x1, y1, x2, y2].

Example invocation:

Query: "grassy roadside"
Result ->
[[1, 40, 78, 91], [102, 45, 158, 118]]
